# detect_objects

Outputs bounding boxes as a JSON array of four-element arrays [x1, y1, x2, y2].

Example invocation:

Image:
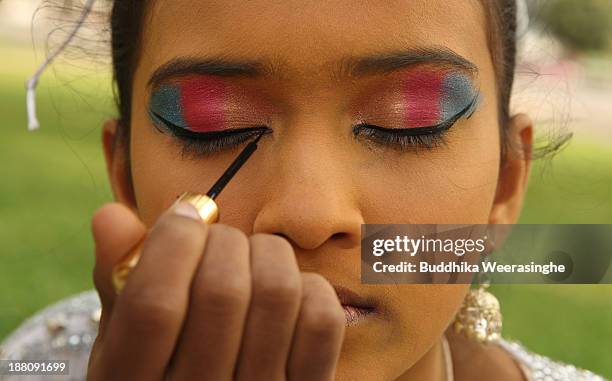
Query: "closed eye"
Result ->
[[149, 110, 270, 157], [352, 93, 479, 152]]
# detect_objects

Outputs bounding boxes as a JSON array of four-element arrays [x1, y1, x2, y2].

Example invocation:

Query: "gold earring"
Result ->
[[453, 282, 503, 344]]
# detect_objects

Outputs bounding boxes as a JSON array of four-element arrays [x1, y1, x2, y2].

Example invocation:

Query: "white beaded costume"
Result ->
[[0, 291, 607, 381]]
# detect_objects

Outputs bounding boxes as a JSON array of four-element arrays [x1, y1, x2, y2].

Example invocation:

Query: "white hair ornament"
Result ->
[[25, 0, 96, 131]]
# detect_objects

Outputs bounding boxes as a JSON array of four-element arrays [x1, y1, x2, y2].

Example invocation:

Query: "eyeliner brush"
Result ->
[[176, 129, 266, 221], [207, 129, 266, 200], [112, 129, 267, 293]]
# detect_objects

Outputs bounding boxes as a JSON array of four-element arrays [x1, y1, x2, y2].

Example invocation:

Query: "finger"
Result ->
[[170, 224, 251, 381], [91, 202, 146, 334], [287, 273, 345, 381], [235, 234, 302, 381], [94, 202, 208, 381]]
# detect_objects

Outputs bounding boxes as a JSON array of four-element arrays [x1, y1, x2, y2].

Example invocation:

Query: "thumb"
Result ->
[[91, 202, 146, 333]]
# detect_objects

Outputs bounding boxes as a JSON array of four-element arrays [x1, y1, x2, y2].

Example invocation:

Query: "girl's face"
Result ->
[[104, 1, 532, 379]]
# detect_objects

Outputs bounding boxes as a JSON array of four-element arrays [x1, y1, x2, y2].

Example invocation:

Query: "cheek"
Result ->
[[396, 285, 469, 332], [392, 285, 468, 366]]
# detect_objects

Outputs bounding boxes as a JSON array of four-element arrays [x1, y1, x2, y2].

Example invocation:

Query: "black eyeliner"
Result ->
[[149, 110, 268, 139]]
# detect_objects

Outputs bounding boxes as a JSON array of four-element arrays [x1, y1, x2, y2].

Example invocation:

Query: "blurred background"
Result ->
[[0, 0, 611, 377]]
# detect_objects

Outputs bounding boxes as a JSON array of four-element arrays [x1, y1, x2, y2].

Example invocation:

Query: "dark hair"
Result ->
[[108, 0, 523, 158], [481, 0, 519, 160], [109, 1, 148, 148]]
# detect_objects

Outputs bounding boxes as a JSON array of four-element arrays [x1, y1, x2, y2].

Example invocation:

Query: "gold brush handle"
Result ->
[[111, 192, 220, 294]]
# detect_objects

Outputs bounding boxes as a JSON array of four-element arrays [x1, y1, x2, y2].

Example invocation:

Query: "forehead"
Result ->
[[140, 0, 490, 80]]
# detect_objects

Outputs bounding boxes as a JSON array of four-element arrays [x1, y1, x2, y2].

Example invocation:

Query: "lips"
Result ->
[[332, 285, 377, 326]]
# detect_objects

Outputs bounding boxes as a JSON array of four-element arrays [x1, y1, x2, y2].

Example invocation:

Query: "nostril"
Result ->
[[330, 232, 349, 241], [273, 232, 290, 240], [330, 231, 361, 250]]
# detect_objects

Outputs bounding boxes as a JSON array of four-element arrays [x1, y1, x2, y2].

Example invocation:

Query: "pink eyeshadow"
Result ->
[[402, 70, 444, 128], [180, 77, 227, 133]]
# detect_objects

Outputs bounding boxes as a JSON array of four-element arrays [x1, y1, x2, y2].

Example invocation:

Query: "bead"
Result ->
[[45, 315, 67, 335], [498, 340, 606, 381], [90, 308, 102, 323], [68, 334, 81, 347]]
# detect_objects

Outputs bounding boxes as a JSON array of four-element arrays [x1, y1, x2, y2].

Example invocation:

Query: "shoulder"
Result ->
[[498, 339, 608, 381], [0, 290, 100, 381]]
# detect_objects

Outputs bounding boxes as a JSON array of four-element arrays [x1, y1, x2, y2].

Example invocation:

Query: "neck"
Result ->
[[395, 337, 450, 381]]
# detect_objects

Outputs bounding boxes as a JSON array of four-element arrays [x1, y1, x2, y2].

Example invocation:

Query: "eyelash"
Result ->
[[149, 94, 477, 156], [176, 129, 268, 157], [352, 123, 449, 152]]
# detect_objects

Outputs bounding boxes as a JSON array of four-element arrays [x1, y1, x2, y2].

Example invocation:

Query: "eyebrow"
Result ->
[[343, 47, 477, 78], [148, 47, 477, 87], [148, 58, 270, 87]]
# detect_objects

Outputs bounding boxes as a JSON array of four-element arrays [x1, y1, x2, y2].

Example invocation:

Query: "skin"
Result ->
[[89, 1, 533, 380]]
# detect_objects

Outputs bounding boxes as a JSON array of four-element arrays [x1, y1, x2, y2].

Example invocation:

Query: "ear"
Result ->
[[489, 113, 533, 224], [102, 119, 138, 211]]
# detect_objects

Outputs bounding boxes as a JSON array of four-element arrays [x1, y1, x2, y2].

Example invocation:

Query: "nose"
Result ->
[[252, 125, 363, 251]]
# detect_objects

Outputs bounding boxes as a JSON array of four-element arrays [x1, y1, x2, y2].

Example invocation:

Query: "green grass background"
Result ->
[[1, 42, 611, 378]]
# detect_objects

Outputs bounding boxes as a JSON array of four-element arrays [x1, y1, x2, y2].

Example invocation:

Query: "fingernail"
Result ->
[[172, 201, 201, 220]]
